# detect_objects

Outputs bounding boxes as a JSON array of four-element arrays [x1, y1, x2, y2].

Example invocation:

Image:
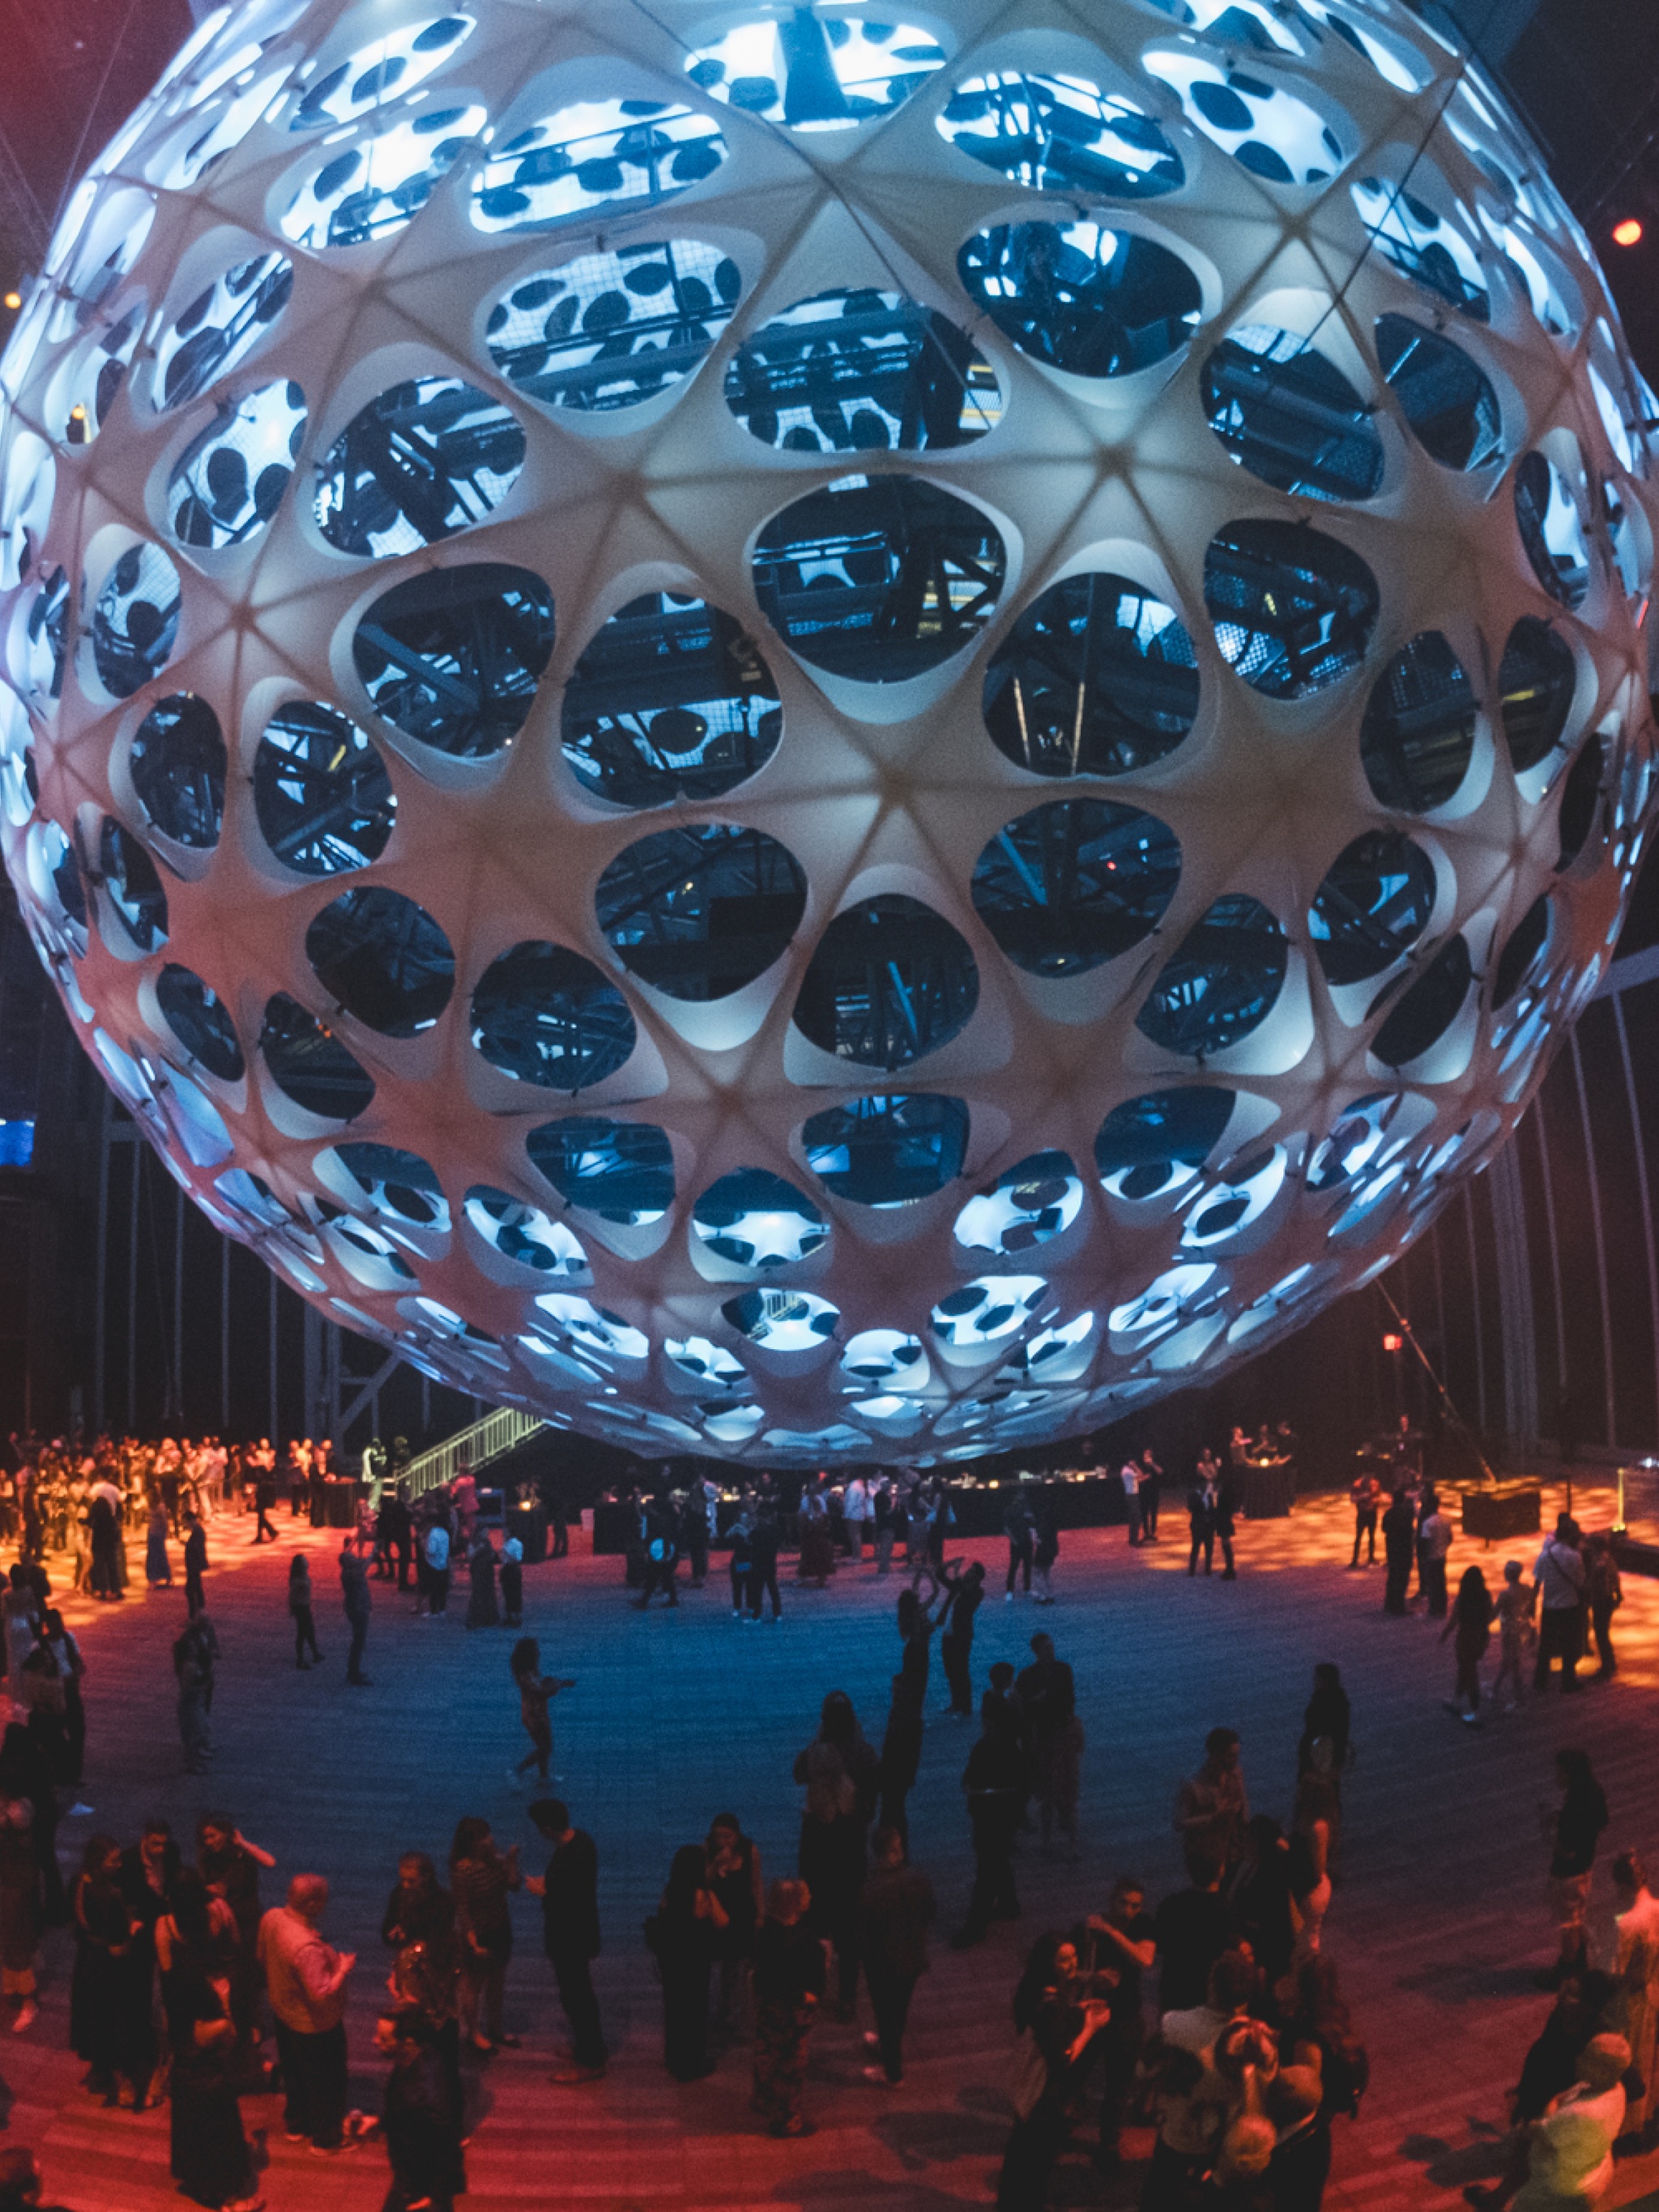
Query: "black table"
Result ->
[[1235, 1458, 1297, 1518], [322, 1479, 360, 1529], [507, 1503, 548, 1564], [591, 1475, 1133, 1555]]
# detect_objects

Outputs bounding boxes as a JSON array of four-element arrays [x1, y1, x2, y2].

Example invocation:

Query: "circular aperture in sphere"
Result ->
[[471, 942, 636, 1089], [792, 895, 978, 1068], [982, 572, 1199, 779], [128, 694, 225, 849], [971, 798, 1180, 976], [595, 822, 806, 999]]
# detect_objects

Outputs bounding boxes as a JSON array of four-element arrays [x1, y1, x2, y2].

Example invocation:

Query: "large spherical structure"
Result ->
[[1, 0, 1655, 1465]]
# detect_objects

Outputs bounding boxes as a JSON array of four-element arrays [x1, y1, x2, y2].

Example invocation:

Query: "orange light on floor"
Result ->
[[1613, 217, 1644, 247]]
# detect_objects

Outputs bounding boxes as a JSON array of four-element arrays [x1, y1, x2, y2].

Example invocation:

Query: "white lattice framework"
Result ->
[[0, 0, 1655, 1465]]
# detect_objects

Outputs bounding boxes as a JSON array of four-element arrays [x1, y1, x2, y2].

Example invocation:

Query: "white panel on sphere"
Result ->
[[0, 0, 1654, 1464]]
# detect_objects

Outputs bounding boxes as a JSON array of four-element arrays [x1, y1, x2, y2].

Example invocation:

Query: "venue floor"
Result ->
[[11, 1481, 1659, 2212]]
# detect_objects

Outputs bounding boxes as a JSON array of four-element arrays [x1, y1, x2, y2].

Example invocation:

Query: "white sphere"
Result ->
[[2, 0, 1655, 1464]]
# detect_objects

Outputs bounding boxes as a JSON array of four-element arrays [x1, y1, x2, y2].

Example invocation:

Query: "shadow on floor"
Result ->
[[1400, 2131, 1508, 2188]]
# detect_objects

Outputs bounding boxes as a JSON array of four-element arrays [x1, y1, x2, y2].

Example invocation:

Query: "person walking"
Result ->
[[256, 1873, 355, 2154], [288, 1557, 322, 1671], [793, 1692, 879, 2017], [939, 1560, 986, 1718], [252, 1462, 279, 1546], [1493, 1561, 1537, 1710], [449, 1817, 520, 2054], [527, 1799, 607, 2082], [1583, 1534, 1623, 1680], [338, 1543, 372, 1686], [950, 1703, 1024, 1948], [751, 1878, 825, 2137], [858, 1826, 934, 2087], [1533, 1515, 1588, 1692], [509, 1639, 573, 1790], [173, 1616, 215, 1775], [376, 2005, 464, 2212], [182, 1513, 208, 1619], [1442, 1565, 1495, 1724], [646, 1844, 723, 2081]]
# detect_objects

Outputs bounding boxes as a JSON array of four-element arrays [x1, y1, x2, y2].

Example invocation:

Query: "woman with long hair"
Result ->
[[1613, 1850, 1659, 2142], [648, 1843, 726, 2081], [1544, 1748, 1610, 1984], [996, 1932, 1111, 2210], [792, 1691, 880, 2016], [1271, 1953, 1369, 2212], [1441, 1565, 1495, 1723], [508, 1638, 574, 1789], [70, 1835, 135, 2103], [449, 1816, 520, 2053], [287, 1555, 322, 1670], [144, 1499, 172, 1589], [161, 1869, 262, 2210], [1290, 1740, 1341, 1957]]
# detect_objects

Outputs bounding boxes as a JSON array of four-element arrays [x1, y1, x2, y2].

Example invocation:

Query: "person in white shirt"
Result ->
[[1120, 1460, 1143, 1547], [423, 1517, 451, 1617], [844, 1476, 872, 1561], [1533, 1516, 1587, 1693]]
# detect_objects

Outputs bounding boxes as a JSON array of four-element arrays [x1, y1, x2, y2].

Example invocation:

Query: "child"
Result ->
[[1492, 1558, 1536, 1710]]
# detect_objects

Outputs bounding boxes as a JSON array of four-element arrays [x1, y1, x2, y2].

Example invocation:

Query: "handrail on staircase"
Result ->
[[399, 1407, 547, 1500]]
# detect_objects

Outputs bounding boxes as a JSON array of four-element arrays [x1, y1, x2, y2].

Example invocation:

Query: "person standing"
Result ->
[[1031, 1491, 1060, 1604], [873, 1477, 897, 1577], [339, 1543, 372, 1686], [950, 1704, 1024, 1948], [647, 1844, 723, 2081], [527, 1799, 607, 2082], [288, 1557, 322, 1671], [449, 1817, 519, 2054], [160, 1876, 260, 2211], [1583, 1534, 1623, 1680], [1016, 1633, 1081, 1857], [1173, 1727, 1248, 1881], [1492, 1560, 1537, 1709], [1533, 1515, 1588, 1692], [996, 1933, 1113, 2211], [706, 1813, 764, 2043], [377, 2005, 464, 2212], [252, 1460, 279, 1547], [499, 1535, 524, 1628], [858, 1826, 934, 2087], [879, 1587, 935, 1845], [1211, 1467, 1238, 1580], [71, 1835, 143, 2103], [1542, 1749, 1608, 1987], [381, 1852, 460, 2120], [1612, 1851, 1659, 2142], [1082, 1876, 1158, 2168], [1442, 1565, 1495, 1723], [182, 1513, 208, 1620], [1348, 1470, 1380, 1569], [751, 1878, 825, 2137], [466, 1534, 500, 1631], [939, 1560, 986, 1718], [385, 1484, 412, 1590], [1120, 1456, 1144, 1547], [1418, 1491, 1452, 1616], [1140, 1450, 1163, 1541], [747, 1505, 783, 1622], [792, 1692, 880, 2015], [509, 1640, 573, 1790], [144, 1501, 172, 1590], [844, 1474, 872, 1562], [423, 1516, 451, 1618], [1186, 1467, 1216, 1577], [256, 1873, 355, 2154], [1004, 1491, 1035, 1599], [1382, 1490, 1415, 1616]]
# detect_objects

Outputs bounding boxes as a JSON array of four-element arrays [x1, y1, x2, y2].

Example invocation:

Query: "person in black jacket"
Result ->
[[181, 1514, 208, 1619], [939, 1560, 985, 1717], [857, 1827, 935, 2086], [747, 1505, 783, 1621], [526, 1800, 606, 2081], [752, 1878, 825, 2137], [1382, 1492, 1415, 1616], [951, 1706, 1025, 1947], [376, 2005, 465, 2212]]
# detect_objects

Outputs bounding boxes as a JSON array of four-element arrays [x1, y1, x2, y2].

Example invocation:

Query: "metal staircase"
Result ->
[[399, 1406, 547, 1499]]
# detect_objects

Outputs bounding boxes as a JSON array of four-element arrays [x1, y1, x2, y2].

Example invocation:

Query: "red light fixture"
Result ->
[[1612, 217, 1644, 248], [1382, 1331, 1404, 1352]]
